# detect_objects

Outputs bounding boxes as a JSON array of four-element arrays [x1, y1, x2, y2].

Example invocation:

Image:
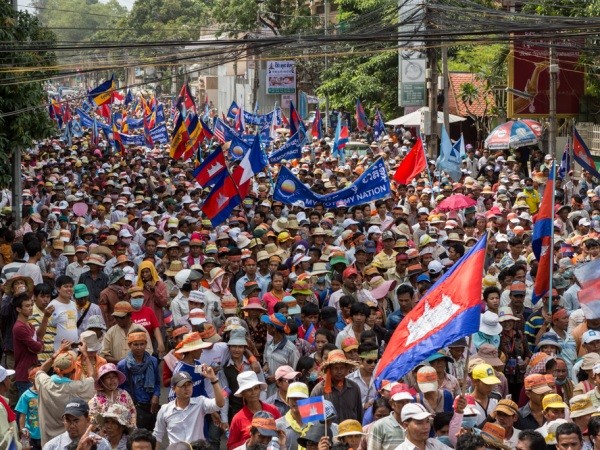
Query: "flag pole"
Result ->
[[460, 229, 492, 395], [548, 161, 556, 315], [460, 335, 473, 396]]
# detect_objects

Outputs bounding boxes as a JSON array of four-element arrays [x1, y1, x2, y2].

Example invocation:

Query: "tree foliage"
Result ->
[[0, 3, 57, 188], [211, 0, 314, 36]]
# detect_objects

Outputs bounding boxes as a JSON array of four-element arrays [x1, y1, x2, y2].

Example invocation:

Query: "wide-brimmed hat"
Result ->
[[86, 254, 106, 267], [369, 276, 397, 300], [108, 268, 126, 285], [497, 306, 519, 322], [477, 344, 504, 367], [242, 281, 261, 297], [96, 404, 133, 431], [4, 275, 34, 296], [96, 363, 126, 390], [310, 262, 329, 276], [321, 349, 359, 371], [86, 315, 106, 331], [174, 332, 212, 354], [336, 420, 365, 438], [479, 311, 502, 335], [165, 260, 184, 277], [569, 394, 597, 418], [234, 371, 267, 397], [480, 422, 510, 450], [208, 267, 226, 284], [242, 297, 267, 312]]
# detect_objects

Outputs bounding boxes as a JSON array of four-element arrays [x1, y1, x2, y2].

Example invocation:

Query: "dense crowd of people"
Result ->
[[0, 118, 598, 450]]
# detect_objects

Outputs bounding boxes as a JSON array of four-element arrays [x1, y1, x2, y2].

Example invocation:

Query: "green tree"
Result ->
[[211, 0, 313, 36], [0, 3, 57, 188]]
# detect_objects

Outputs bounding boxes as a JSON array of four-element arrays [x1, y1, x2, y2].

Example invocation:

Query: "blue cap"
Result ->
[[416, 274, 431, 283], [364, 240, 377, 254]]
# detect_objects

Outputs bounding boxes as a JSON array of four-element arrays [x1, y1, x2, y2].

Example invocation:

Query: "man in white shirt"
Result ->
[[395, 403, 451, 450], [153, 367, 224, 444]]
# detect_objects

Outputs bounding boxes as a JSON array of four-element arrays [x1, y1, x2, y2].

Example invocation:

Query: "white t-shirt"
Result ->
[[48, 299, 79, 350]]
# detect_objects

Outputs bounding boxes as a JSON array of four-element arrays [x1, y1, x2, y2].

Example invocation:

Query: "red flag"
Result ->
[[393, 137, 426, 184]]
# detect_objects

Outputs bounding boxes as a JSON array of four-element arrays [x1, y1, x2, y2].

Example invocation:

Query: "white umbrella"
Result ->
[[386, 107, 466, 126]]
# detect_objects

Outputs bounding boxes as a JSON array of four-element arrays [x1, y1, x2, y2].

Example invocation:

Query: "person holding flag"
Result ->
[[310, 349, 363, 422]]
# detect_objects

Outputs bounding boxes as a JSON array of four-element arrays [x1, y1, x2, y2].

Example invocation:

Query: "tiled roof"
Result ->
[[448, 72, 496, 117]]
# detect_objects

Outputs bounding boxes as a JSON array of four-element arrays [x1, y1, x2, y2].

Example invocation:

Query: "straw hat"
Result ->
[[4, 275, 34, 296], [174, 332, 212, 355], [165, 260, 184, 277], [321, 349, 359, 371], [336, 420, 366, 438], [96, 404, 133, 431]]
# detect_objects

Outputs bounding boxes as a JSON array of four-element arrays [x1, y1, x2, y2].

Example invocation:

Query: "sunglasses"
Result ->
[[362, 359, 377, 365]]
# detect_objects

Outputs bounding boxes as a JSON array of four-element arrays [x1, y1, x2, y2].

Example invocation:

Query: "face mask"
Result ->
[[462, 416, 478, 429], [131, 298, 143, 310], [437, 436, 452, 446], [288, 334, 297, 342], [307, 371, 318, 382], [555, 378, 566, 386], [525, 186, 534, 191], [593, 216, 600, 222]]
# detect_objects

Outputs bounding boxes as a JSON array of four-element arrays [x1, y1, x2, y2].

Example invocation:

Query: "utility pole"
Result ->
[[427, 44, 438, 158], [549, 42, 558, 160], [11, 0, 21, 228], [324, 0, 330, 135], [441, 44, 449, 135]]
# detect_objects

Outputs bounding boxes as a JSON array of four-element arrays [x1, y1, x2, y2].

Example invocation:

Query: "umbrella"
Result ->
[[484, 120, 539, 150], [385, 107, 466, 126], [520, 119, 543, 138], [436, 194, 477, 212]]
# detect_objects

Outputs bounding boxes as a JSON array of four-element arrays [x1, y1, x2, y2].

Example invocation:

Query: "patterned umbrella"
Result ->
[[436, 194, 478, 212], [484, 120, 540, 150]]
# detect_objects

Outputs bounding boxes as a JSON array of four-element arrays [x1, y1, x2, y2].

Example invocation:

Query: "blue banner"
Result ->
[[268, 126, 306, 164], [148, 123, 169, 144], [119, 133, 146, 146], [227, 101, 278, 126], [127, 117, 144, 129], [155, 104, 165, 124], [72, 119, 83, 137], [274, 157, 390, 208], [436, 126, 462, 181]]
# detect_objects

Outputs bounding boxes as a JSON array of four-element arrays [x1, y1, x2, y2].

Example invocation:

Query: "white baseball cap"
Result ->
[[401, 403, 432, 422], [0, 365, 15, 383]]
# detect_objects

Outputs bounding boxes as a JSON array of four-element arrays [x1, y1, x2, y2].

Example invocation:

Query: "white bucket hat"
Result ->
[[479, 311, 503, 336], [235, 371, 267, 397]]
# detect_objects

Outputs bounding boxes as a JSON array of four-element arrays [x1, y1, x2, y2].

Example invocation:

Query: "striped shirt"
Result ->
[[29, 304, 56, 363], [367, 413, 405, 450]]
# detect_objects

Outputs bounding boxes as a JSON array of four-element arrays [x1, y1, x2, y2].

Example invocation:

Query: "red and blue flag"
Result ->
[[231, 135, 267, 199], [574, 127, 600, 179], [373, 108, 386, 140], [297, 396, 325, 424], [355, 99, 368, 131], [311, 107, 322, 140], [193, 146, 226, 187], [289, 101, 301, 135], [531, 161, 555, 304], [332, 114, 349, 162], [574, 259, 600, 316], [374, 233, 488, 387], [304, 323, 316, 345], [201, 170, 241, 227]]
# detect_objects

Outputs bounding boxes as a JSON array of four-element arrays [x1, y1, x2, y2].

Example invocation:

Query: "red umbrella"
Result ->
[[436, 194, 477, 212]]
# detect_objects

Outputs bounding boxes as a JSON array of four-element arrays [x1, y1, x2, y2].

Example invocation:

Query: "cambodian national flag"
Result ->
[[373, 108, 386, 141], [297, 396, 325, 424], [573, 127, 600, 180], [193, 146, 226, 187], [374, 233, 487, 388], [355, 99, 368, 131], [289, 101, 300, 135], [531, 161, 555, 304], [201, 171, 241, 227], [558, 141, 570, 179], [311, 107, 322, 140], [574, 259, 600, 318], [305, 323, 316, 345]]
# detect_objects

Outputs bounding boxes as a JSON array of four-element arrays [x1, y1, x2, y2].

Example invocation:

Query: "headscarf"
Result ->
[[137, 260, 160, 287]]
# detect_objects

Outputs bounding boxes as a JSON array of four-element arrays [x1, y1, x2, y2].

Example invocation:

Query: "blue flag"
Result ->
[[71, 118, 83, 137], [155, 104, 166, 124], [127, 117, 144, 129], [76, 108, 94, 128], [436, 126, 462, 181], [125, 89, 133, 106], [119, 133, 146, 146], [228, 135, 250, 161], [62, 120, 72, 147], [273, 157, 391, 209], [268, 125, 307, 164]]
